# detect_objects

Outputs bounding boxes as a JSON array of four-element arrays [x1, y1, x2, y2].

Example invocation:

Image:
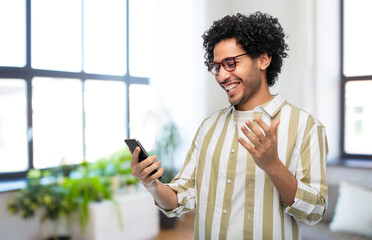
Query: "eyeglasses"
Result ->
[[208, 53, 248, 76]]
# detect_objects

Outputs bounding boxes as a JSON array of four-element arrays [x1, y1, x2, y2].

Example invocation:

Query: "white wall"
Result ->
[[314, 0, 340, 162], [137, 0, 209, 169]]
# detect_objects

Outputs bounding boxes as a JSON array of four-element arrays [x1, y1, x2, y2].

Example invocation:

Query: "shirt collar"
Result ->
[[224, 94, 287, 118]]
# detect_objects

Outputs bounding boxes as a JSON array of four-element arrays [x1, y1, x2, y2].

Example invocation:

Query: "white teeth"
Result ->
[[224, 84, 238, 91]]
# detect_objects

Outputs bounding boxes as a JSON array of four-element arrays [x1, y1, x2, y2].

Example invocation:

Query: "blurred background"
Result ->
[[1, 0, 372, 239]]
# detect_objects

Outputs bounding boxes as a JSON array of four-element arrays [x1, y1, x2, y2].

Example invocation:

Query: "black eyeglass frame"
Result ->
[[208, 52, 248, 76]]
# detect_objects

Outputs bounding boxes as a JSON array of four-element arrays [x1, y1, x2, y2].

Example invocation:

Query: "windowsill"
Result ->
[[0, 178, 27, 193], [1, 159, 371, 193], [327, 158, 372, 169]]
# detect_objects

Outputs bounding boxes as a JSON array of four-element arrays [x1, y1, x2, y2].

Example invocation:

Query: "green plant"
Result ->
[[87, 149, 132, 176], [153, 120, 182, 229], [8, 169, 72, 221], [8, 169, 72, 240], [61, 150, 135, 232], [154, 120, 181, 183], [86, 149, 138, 189], [7, 148, 136, 236], [62, 174, 112, 232]]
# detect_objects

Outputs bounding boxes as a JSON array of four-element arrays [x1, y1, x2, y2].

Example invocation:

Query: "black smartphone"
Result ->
[[125, 138, 150, 162], [124, 138, 160, 177]]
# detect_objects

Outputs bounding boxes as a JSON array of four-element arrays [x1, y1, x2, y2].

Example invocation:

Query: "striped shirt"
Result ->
[[160, 94, 328, 240]]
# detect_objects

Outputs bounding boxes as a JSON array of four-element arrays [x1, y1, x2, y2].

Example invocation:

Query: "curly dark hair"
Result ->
[[202, 12, 289, 86]]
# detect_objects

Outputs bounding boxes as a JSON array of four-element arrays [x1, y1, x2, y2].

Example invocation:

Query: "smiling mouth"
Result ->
[[221, 83, 239, 92]]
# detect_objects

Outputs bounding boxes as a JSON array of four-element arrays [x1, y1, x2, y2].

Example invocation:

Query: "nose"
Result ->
[[216, 66, 231, 83]]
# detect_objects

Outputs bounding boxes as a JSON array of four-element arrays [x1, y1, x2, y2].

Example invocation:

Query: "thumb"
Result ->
[[130, 146, 140, 167]]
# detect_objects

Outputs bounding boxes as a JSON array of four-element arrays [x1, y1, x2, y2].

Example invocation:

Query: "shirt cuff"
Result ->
[[284, 181, 325, 224], [156, 183, 194, 218]]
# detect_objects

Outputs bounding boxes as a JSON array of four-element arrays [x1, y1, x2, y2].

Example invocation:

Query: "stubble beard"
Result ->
[[231, 69, 262, 108]]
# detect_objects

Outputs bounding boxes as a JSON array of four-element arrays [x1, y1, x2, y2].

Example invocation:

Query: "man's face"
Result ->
[[213, 38, 262, 111]]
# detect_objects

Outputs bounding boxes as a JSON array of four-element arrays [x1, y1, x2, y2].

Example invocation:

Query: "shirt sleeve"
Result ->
[[285, 125, 328, 225], [157, 126, 201, 218]]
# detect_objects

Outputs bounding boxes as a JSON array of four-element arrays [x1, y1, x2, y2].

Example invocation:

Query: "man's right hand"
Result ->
[[130, 146, 165, 188], [129, 146, 178, 210]]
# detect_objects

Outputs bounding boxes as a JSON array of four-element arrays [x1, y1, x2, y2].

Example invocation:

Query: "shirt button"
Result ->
[[248, 180, 252, 187], [227, 179, 232, 184], [222, 209, 227, 214], [231, 148, 236, 153]]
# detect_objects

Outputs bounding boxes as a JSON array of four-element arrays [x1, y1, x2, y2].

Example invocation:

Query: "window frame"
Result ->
[[0, 0, 148, 180], [340, 0, 372, 160]]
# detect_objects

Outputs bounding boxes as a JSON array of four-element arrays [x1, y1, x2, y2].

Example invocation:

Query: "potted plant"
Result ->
[[154, 120, 182, 229], [7, 148, 140, 239], [62, 165, 113, 233], [7, 169, 73, 240], [86, 149, 138, 195]]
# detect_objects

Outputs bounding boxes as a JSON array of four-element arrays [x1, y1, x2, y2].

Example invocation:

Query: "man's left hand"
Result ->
[[238, 118, 281, 172]]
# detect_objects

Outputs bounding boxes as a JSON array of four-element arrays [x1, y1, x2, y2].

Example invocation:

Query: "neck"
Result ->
[[236, 78, 273, 111], [236, 92, 272, 111]]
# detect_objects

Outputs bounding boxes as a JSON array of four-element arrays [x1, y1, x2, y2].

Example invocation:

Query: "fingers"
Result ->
[[148, 166, 165, 180], [247, 119, 271, 139], [244, 118, 279, 139], [137, 163, 164, 184], [243, 119, 267, 147], [271, 119, 280, 139], [130, 146, 140, 168], [240, 118, 280, 171], [132, 154, 157, 175], [241, 124, 261, 148], [254, 118, 272, 137], [130, 149, 163, 183], [241, 118, 280, 148], [238, 136, 257, 155], [141, 158, 162, 177]]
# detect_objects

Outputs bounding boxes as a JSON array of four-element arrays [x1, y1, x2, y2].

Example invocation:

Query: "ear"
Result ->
[[257, 53, 272, 71]]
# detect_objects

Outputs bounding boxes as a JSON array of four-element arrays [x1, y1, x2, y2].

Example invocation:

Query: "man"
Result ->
[[131, 12, 328, 240]]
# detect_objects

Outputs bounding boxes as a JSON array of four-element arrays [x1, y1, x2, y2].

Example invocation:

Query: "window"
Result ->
[[0, 0, 149, 179], [32, 77, 84, 168], [84, 80, 127, 162], [0, 80, 28, 173], [341, 0, 372, 158]]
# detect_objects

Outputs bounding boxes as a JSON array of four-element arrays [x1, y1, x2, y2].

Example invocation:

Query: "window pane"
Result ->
[[129, 0, 157, 77], [32, 77, 83, 168], [344, 80, 372, 155], [84, 80, 127, 162], [31, 0, 82, 72], [0, 80, 28, 172], [129, 84, 156, 151], [83, 0, 126, 75], [343, 0, 372, 76], [0, 0, 26, 67]]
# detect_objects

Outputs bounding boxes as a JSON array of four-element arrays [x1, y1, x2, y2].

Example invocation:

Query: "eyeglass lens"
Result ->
[[209, 57, 236, 75]]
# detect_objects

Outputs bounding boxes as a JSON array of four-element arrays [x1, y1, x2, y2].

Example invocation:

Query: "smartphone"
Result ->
[[124, 138, 160, 177], [125, 138, 150, 162]]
